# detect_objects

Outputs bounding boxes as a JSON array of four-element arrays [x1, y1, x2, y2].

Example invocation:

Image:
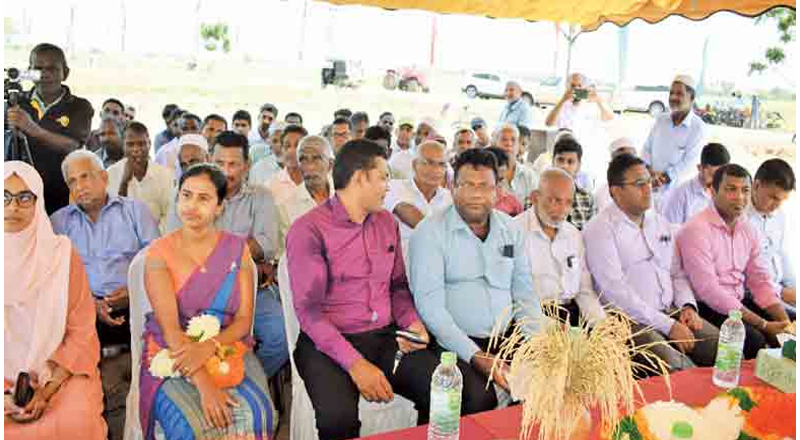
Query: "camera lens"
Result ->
[[7, 67, 20, 80]]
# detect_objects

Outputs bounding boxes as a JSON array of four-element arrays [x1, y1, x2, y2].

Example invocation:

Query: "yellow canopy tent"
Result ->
[[324, 0, 795, 31]]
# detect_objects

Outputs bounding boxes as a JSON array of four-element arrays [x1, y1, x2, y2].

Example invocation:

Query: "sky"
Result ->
[[4, 0, 795, 91]]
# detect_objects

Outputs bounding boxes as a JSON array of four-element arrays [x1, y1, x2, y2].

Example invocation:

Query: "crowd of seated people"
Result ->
[[5, 42, 796, 440]]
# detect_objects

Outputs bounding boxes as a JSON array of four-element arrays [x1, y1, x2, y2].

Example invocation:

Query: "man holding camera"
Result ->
[[545, 73, 615, 130], [6, 43, 94, 214]]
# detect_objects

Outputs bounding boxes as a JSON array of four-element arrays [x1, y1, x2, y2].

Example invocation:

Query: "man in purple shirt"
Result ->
[[286, 139, 440, 440], [677, 164, 792, 360]]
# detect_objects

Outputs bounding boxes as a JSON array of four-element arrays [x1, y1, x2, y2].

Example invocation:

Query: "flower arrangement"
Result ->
[[148, 314, 246, 388], [489, 304, 671, 440]]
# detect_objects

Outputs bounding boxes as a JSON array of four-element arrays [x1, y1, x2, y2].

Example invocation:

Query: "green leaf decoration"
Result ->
[[613, 416, 643, 440], [737, 431, 759, 440], [727, 388, 757, 411]]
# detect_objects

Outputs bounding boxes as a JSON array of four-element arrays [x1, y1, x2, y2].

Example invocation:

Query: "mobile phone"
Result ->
[[572, 88, 589, 101], [13, 372, 34, 407], [395, 330, 427, 345]]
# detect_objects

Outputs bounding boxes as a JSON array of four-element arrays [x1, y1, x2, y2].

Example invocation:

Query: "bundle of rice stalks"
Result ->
[[487, 303, 671, 440]]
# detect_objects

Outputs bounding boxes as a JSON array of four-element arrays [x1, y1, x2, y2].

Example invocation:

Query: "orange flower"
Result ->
[[204, 342, 248, 389], [743, 390, 795, 440]]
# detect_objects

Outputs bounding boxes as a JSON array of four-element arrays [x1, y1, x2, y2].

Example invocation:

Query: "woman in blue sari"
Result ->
[[140, 163, 274, 440]]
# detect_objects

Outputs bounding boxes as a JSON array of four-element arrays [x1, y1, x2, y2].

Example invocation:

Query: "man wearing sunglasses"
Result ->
[[583, 153, 719, 372]]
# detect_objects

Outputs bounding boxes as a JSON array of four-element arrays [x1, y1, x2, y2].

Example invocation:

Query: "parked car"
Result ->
[[461, 72, 534, 106], [621, 85, 670, 115]]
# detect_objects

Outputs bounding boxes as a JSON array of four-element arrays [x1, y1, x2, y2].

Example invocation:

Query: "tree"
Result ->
[[200, 22, 231, 53], [749, 7, 795, 75]]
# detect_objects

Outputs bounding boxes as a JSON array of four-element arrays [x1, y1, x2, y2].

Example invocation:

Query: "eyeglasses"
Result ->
[[456, 181, 497, 193], [620, 179, 652, 189], [418, 158, 448, 169], [5, 191, 37, 208]]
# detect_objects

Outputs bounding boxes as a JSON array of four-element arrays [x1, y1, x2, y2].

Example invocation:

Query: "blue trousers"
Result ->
[[252, 285, 289, 378]]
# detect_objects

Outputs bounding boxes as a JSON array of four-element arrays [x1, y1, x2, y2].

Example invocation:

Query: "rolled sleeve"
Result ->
[[409, 224, 481, 363], [676, 224, 743, 315], [384, 180, 407, 214], [745, 233, 781, 310], [286, 220, 362, 371]]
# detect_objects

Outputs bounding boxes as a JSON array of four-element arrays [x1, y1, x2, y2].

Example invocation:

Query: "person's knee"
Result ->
[[314, 402, 360, 440], [744, 329, 767, 360], [459, 372, 497, 415]]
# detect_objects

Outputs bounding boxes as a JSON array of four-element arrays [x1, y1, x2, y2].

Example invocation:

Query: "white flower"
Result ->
[[149, 349, 179, 378], [186, 314, 221, 342]]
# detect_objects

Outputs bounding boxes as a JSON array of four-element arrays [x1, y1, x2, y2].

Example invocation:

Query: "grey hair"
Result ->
[[62, 149, 105, 182], [414, 140, 445, 160], [298, 135, 332, 161], [538, 166, 574, 189], [493, 123, 519, 142]]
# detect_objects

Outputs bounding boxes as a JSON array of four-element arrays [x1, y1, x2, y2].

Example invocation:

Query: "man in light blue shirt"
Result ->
[[51, 149, 160, 347], [409, 148, 542, 414], [498, 81, 535, 129], [641, 75, 707, 210], [662, 142, 730, 224], [747, 158, 796, 308]]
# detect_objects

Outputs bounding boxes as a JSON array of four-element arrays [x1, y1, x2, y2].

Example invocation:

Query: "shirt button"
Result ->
[[371, 311, 378, 322]]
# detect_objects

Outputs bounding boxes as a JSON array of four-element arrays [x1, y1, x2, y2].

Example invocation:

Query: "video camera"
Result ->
[[4, 67, 40, 165]]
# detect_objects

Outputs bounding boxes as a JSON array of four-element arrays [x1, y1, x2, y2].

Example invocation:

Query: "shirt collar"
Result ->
[[226, 182, 252, 203], [670, 110, 695, 129], [31, 85, 69, 115], [66, 193, 123, 218], [607, 201, 657, 230], [329, 193, 372, 225], [704, 204, 745, 232], [411, 177, 445, 201], [300, 176, 334, 203]]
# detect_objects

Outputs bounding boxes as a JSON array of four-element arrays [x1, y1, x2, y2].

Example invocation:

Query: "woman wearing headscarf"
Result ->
[[4, 161, 107, 439]]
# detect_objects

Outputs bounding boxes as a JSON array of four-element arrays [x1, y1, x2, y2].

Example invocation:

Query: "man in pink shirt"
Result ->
[[286, 140, 440, 440], [677, 164, 792, 360]]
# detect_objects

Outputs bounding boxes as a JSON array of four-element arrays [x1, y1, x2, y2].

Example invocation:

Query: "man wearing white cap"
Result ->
[[389, 117, 417, 179], [106, 121, 175, 232], [176, 133, 209, 173], [498, 80, 535, 129], [595, 137, 638, 212], [641, 74, 707, 210]]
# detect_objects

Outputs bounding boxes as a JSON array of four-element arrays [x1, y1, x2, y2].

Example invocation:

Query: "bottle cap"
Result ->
[[441, 352, 457, 366], [729, 310, 743, 320]]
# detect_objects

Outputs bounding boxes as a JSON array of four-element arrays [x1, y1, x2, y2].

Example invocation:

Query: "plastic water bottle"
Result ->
[[712, 310, 746, 388], [428, 352, 463, 440]]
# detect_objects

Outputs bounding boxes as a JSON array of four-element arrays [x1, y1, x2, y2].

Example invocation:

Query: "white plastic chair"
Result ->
[[123, 248, 258, 440], [277, 255, 418, 440]]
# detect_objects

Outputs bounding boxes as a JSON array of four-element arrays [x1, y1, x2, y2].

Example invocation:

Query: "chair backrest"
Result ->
[[123, 246, 257, 440], [277, 253, 301, 353]]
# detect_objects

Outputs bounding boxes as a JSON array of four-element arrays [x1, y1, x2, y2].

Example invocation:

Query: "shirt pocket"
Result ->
[[485, 255, 514, 291]]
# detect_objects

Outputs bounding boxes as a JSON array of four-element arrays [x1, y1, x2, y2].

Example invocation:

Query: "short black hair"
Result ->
[[517, 124, 531, 139], [123, 121, 150, 138], [162, 104, 179, 120], [332, 117, 352, 130], [179, 163, 228, 205], [333, 140, 388, 190], [453, 148, 499, 184], [350, 111, 370, 126], [484, 147, 510, 168], [29, 43, 68, 70], [232, 109, 251, 125], [102, 98, 124, 110], [712, 164, 752, 192], [260, 103, 278, 116], [754, 158, 795, 191], [553, 137, 584, 161], [700, 143, 730, 167], [203, 113, 228, 129], [169, 109, 186, 123], [285, 112, 303, 124], [334, 108, 352, 119], [379, 111, 393, 120], [364, 126, 391, 144], [280, 124, 309, 146], [607, 153, 646, 187], [180, 113, 202, 127], [214, 130, 250, 162]]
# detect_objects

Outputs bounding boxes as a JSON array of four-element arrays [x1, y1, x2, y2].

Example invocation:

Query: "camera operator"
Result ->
[[6, 43, 94, 214], [545, 73, 615, 130]]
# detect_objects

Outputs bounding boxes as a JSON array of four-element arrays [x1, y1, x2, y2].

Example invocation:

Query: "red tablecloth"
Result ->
[[361, 361, 766, 440]]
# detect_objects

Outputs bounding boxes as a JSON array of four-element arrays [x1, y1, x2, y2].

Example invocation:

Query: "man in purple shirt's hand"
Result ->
[[286, 140, 441, 440], [677, 164, 792, 360]]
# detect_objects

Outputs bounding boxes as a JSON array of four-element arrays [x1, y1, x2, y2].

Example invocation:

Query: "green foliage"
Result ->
[[750, 8, 795, 75], [200, 22, 231, 53], [727, 388, 757, 412], [737, 431, 759, 440], [612, 416, 643, 440]]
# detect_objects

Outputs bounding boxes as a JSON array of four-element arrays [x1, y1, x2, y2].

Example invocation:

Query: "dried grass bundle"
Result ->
[[487, 303, 672, 440]]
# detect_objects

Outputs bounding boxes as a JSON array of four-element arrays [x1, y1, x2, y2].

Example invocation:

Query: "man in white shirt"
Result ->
[[248, 122, 286, 186], [277, 135, 334, 256], [266, 124, 308, 204], [498, 81, 534, 129], [154, 112, 202, 174], [385, 140, 453, 267], [583, 153, 719, 371], [747, 158, 796, 308], [662, 143, 730, 224], [389, 118, 416, 179], [107, 121, 174, 232], [494, 123, 538, 208], [176, 134, 209, 174], [641, 74, 707, 210], [545, 73, 615, 130], [248, 103, 279, 164], [595, 137, 638, 212], [516, 168, 605, 327]]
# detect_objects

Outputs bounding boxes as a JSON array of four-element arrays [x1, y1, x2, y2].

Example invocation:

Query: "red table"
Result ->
[[361, 361, 767, 440]]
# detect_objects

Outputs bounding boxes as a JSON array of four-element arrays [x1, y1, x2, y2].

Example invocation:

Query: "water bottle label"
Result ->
[[430, 389, 461, 432], [714, 344, 742, 372]]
